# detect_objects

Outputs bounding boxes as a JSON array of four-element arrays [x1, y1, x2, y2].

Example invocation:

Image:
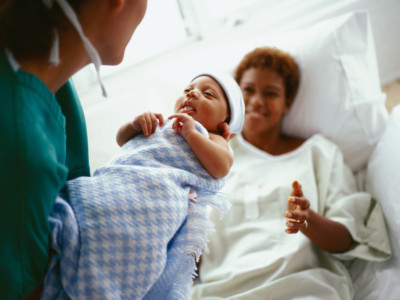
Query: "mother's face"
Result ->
[[239, 67, 290, 136]]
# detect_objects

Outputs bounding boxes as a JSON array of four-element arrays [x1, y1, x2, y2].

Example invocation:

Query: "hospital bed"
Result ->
[[82, 10, 400, 299], [194, 11, 400, 299]]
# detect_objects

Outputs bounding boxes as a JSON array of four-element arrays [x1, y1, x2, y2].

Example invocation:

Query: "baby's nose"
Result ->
[[187, 89, 199, 98]]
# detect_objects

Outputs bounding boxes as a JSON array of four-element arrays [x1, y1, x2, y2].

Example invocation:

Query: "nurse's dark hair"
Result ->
[[0, 0, 82, 59], [234, 47, 300, 106]]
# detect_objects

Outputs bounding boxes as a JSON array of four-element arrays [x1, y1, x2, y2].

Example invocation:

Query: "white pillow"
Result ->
[[239, 11, 388, 171], [351, 104, 400, 299], [281, 12, 388, 171]]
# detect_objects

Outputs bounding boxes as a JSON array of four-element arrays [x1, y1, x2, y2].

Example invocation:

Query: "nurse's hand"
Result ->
[[284, 181, 310, 234]]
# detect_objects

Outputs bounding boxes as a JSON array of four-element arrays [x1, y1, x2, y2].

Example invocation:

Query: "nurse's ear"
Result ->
[[110, 0, 124, 11], [110, 0, 139, 12]]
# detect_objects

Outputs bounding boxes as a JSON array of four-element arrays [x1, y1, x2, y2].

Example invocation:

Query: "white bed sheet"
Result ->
[[351, 105, 400, 300]]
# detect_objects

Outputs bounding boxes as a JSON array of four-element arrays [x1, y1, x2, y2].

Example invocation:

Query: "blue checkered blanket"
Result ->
[[42, 120, 229, 299]]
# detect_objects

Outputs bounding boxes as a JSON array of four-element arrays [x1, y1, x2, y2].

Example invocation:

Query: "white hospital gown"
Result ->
[[191, 134, 390, 300]]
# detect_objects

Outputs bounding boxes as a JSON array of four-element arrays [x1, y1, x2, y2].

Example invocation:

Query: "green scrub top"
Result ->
[[0, 49, 90, 299]]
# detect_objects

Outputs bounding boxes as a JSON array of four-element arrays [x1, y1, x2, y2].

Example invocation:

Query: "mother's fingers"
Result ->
[[284, 210, 307, 222], [288, 196, 310, 210], [291, 180, 303, 197], [285, 218, 309, 234], [285, 227, 299, 234]]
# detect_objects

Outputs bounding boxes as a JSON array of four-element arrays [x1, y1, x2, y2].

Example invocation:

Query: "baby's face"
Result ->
[[174, 76, 229, 133]]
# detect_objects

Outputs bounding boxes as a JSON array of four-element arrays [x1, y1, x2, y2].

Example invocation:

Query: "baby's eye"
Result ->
[[203, 91, 216, 98]]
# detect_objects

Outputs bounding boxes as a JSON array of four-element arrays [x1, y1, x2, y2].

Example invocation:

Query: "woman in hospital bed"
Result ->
[[190, 47, 391, 299], [41, 72, 244, 299]]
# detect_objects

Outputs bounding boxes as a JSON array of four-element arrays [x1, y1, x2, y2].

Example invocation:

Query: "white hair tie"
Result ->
[[49, 28, 60, 66], [43, 0, 107, 97]]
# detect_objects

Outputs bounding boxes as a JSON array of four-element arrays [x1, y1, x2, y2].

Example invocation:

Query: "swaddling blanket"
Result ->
[[42, 120, 229, 300]]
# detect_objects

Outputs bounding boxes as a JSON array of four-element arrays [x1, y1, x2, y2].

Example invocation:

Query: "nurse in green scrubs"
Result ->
[[0, 0, 148, 299]]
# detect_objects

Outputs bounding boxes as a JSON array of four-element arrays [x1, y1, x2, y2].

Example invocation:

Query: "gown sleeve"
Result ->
[[322, 145, 391, 261]]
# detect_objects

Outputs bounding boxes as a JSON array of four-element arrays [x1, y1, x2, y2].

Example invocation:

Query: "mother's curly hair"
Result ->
[[234, 47, 301, 106]]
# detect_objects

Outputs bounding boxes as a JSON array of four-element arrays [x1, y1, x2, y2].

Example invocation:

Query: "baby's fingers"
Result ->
[[141, 114, 153, 136], [141, 113, 157, 136], [155, 113, 164, 127], [171, 118, 181, 132], [148, 113, 162, 135]]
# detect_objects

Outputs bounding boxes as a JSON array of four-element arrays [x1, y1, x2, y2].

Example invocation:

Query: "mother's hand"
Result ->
[[284, 181, 310, 234]]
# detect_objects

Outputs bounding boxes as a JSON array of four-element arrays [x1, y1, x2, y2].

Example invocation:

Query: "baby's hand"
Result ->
[[168, 113, 196, 139], [133, 112, 164, 137], [284, 181, 310, 234]]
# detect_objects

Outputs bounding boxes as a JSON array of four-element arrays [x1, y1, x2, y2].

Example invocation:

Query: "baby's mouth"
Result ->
[[181, 103, 196, 115]]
